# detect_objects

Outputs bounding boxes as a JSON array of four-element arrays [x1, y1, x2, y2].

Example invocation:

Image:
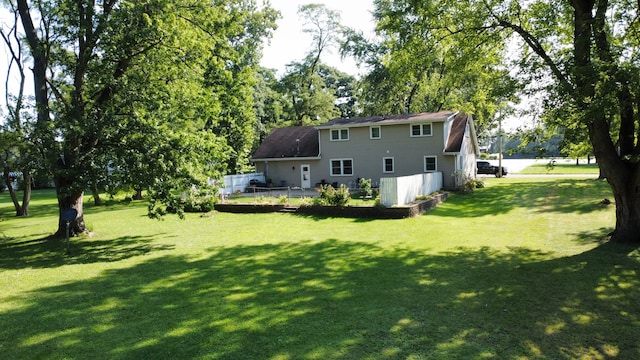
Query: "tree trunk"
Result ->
[[133, 187, 143, 200], [606, 176, 640, 244], [598, 167, 606, 180], [589, 119, 640, 244], [54, 170, 87, 237], [569, 1, 640, 244], [55, 188, 87, 237], [21, 169, 31, 216], [91, 184, 102, 206], [3, 167, 22, 216]]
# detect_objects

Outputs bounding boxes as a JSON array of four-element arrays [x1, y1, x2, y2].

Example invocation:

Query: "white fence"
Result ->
[[219, 173, 265, 195], [379, 172, 443, 207]]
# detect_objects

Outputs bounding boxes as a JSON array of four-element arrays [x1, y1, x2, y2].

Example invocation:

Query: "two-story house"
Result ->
[[251, 111, 479, 190]]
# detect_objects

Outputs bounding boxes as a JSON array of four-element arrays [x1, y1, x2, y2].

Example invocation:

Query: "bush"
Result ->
[[374, 195, 383, 207], [459, 176, 484, 193], [317, 184, 351, 206], [358, 178, 372, 198], [182, 186, 218, 213]]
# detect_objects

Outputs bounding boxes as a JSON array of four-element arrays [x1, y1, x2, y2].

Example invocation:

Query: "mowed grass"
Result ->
[[1, 177, 638, 359], [519, 160, 600, 174]]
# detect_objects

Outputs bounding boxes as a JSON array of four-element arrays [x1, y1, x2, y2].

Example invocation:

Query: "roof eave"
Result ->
[[315, 118, 448, 129], [251, 156, 321, 162]]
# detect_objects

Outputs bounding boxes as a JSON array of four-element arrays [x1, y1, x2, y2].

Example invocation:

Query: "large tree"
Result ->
[[0, 7, 33, 216], [341, 2, 517, 135], [8, 0, 276, 236], [253, 66, 287, 144], [371, 0, 640, 243], [277, 4, 345, 125]]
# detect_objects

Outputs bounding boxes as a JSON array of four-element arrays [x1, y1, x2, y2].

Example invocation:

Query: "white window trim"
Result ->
[[424, 156, 437, 172], [410, 123, 433, 137], [370, 126, 381, 140], [383, 157, 395, 173], [330, 128, 349, 141], [330, 158, 354, 176]]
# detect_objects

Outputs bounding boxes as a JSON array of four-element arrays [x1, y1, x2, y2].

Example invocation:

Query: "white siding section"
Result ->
[[380, 172, 443, 207]]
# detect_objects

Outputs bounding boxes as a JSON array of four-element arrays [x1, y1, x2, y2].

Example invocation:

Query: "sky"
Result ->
[[260, 0, 376, 77], [0, 1, 375, 110]]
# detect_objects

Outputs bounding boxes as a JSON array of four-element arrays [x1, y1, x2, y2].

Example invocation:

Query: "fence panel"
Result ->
[[379, 177, 398, 207], [380, 172, 442, 206], [219, 173, 265, 195]]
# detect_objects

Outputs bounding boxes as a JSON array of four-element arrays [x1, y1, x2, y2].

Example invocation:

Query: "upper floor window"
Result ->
[[330, 128, 349, 141], [410, 123, 432, 137], [331, 159, 353, 176], [370, 126, 381, 139], [424, 156, 437, 172]]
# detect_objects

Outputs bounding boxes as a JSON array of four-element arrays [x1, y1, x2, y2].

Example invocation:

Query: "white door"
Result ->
[[300, 164, 311, 188]]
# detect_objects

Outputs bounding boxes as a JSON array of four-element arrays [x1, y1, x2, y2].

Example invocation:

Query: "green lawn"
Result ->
[[519, 161, 600, 174], [1, 178, 638, 359]]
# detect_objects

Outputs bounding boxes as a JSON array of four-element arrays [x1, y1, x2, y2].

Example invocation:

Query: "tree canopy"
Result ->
[[360, 0, 640, 243], [339, 0, 518, 134], [5, 0, 277, 234]]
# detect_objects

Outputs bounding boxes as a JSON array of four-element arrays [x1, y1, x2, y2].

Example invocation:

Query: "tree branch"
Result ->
[[0, 8, 25, 123], [498, 21, 571, 91]]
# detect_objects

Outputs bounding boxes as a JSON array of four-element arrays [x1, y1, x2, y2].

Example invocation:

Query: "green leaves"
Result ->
[[14, 0, 277, 222], [346, 0, 515, 125]]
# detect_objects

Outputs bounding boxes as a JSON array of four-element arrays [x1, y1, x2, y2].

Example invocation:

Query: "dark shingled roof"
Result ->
[[252, 126, 319, 160], [444, 113, 469, 153], [316, 110, 456, 128]]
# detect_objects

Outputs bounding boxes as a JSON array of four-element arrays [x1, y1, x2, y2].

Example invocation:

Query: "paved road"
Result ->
[[500, 159, 537, 173]]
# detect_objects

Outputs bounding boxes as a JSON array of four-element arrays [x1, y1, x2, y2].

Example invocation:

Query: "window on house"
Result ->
[[331, 159, 353, 176], [330, 128, 349, 141], [383, 157, 394, 173], [424, 156, 437, 172], [370, 126, 381, 139], [410, 123, 432, 137]]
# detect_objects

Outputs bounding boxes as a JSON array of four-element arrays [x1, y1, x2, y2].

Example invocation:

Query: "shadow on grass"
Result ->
[[0, 235, 174, 270], [572, 227, 616, 246], [1, 239, 638, 359], [291, 212, 379, 222], [434, 178, 613, 218]]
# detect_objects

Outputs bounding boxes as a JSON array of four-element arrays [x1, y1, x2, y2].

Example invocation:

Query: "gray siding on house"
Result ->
[[254, 159, 322, 188], [251, 111, 479, 191], [315, 121, 453, 188]]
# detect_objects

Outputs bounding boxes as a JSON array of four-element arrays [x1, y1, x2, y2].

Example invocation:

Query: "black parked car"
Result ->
[[477, 161, 508, 177]]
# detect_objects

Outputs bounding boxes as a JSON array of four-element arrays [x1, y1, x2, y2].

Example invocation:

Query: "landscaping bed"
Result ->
[[213, 203, 287, 213], [214, 192, 449, 218]]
